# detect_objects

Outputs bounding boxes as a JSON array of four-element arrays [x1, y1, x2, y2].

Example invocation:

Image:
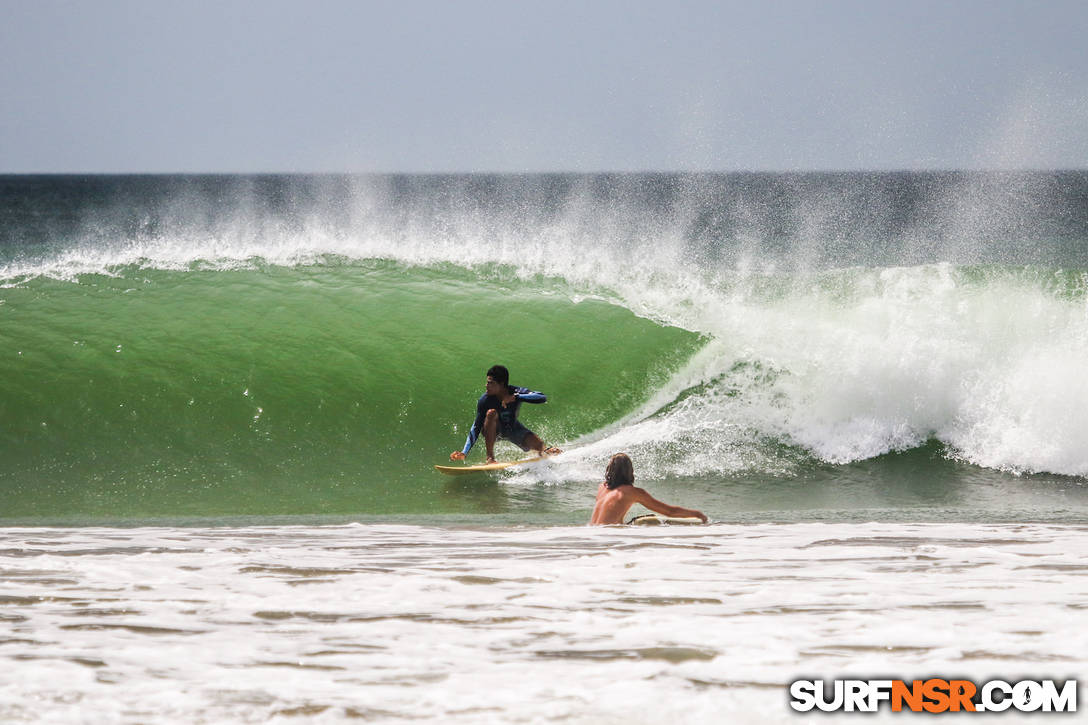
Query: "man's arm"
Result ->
[[511, 386, 547, 404], [632, 487, 708, 523], [462, 399, 487, 455]]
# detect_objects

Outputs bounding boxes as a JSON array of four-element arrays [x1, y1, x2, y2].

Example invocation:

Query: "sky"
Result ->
[[1, 0, 1087, 173]]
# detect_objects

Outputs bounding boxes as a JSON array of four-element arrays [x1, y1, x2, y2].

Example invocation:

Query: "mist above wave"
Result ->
[[4, 171, 1087, 282]]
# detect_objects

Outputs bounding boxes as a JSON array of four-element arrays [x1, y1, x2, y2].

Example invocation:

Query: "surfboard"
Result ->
[[627, 513, 705, 526], [434, 455, 547, 476]]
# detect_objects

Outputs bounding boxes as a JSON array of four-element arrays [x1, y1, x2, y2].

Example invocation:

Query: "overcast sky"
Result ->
[[2, 0, 1086, 173]]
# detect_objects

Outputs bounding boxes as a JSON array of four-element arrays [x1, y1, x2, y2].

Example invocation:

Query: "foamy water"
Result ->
[[3, 522, 1085, 723]]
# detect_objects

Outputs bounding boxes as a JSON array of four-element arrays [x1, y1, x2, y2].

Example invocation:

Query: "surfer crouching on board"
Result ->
[[450, 365, 562, 464], [590, 453, 708, 525]]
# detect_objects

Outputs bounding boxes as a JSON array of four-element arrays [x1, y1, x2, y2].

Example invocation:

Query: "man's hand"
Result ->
[[450, 451, 466, 461]]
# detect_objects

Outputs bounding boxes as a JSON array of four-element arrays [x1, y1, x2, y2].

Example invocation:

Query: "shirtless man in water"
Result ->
[[590, 453, 708, 525]]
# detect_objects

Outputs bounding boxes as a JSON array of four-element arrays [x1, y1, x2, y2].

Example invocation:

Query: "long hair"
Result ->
[[604, 453, 634, 489]]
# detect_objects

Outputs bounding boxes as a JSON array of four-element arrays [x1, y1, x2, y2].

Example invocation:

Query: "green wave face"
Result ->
[[0, 262, 699, 520]]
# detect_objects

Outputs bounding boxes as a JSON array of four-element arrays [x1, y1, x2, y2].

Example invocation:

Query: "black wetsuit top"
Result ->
[[461, 386, 547, 455]]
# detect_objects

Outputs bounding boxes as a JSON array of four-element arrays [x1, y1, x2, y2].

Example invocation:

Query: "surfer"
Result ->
[[450, 365, 561, 464], [590, 453, 708, 525]]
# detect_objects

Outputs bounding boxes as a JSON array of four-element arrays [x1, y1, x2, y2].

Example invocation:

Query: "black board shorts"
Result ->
[[499, 420, 533, 450]]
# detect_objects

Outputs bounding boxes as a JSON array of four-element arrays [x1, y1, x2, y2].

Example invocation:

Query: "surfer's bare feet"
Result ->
[[543, 447, 562, 455], [486, 457, 498, 464]]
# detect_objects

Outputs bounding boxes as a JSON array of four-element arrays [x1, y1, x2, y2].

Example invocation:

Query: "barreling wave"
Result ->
[[2, 173, 1087, 518]]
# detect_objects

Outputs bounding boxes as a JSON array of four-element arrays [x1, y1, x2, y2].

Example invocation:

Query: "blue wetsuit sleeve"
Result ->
[[512, 386, 547, 404], [462, 397, 487, 455]]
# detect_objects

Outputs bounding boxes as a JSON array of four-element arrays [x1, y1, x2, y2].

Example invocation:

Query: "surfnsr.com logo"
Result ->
[[789, 679, 1078, 713]]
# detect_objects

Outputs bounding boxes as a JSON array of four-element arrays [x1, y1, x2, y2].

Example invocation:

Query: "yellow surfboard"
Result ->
[[434, 455, 547, 476]]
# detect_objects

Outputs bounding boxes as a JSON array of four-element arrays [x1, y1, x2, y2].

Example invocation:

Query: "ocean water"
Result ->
[[1, 173, 1087, 720]]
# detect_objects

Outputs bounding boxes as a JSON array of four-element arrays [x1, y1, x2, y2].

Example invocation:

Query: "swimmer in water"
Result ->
[[590, 453, 708, 525]]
